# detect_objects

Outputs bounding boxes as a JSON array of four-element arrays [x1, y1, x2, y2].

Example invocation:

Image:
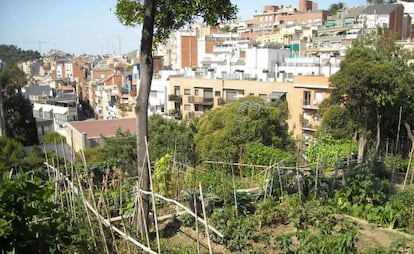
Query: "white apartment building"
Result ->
[[33, 102, 78, 136]]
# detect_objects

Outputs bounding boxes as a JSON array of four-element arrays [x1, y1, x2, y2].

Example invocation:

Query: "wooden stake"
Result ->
[[403, 143, 414, 190], [199, 183, 212, 254], [145, 137, 161, 254], [138, 189, 224, 238], [194, 194, 200, 254]]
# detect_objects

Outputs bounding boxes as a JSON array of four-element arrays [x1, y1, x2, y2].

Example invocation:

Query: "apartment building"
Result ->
[[168, 75, 330, 142], [33, 102, 78, 136], [241, 0, 327, 41], [18, 59, 42, 76], [358, 4, 410, 40]]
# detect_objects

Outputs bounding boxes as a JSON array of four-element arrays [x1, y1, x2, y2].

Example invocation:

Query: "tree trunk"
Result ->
[[373, 113, 382, 162], [404, 122, 414, 144], [135, 0, 156, 237], [358, 134, 367, 163]]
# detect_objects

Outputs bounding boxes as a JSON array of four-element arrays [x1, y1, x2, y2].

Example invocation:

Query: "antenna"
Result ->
[[38, 41, 46, 55]]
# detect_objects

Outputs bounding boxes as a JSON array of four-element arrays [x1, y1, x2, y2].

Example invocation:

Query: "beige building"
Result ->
[[168, 75, 330, 143], [66, 118, 136, 152]]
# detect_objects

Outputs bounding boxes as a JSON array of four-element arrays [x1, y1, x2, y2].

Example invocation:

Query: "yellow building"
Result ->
[[168, 75, 330, 143]]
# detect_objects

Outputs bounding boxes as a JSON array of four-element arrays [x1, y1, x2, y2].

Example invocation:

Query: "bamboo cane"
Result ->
[[199, 183, 212, 254]]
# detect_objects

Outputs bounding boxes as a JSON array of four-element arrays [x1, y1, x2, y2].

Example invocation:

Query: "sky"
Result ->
[[0, 0, 367, 56]]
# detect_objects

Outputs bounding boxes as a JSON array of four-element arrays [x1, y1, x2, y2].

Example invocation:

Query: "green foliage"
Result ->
[[255, 197, 288, 227], [195, 97, 291, 162], [22, 146, 45, 170], [384, 154, 409, 173], [329, 163, 414, 233], [241, 142, 297, 167], [0, 173, 91, 253], [381, 189, 414, 232], [0, 44, 41, 66], [329, 30, 414, 155], [274, 196, 359, 254], [83, 146, 106, 163], [42, 131, 66, 144], [158, 238, 198, 253], [319, 105, 354, 139], [328, 2, 345, 16], [116, 0, 237, 43], [363, 239, 412, 254], [103, 129, 137, 175], [0, 136, 25, 174], [148, 114, 196, 164], [333, 163, 391, 208], [1, 65, 38, 145], [211, 205, 257, 251], [153, 154, 172, 196], [307, 134, 357, 171]]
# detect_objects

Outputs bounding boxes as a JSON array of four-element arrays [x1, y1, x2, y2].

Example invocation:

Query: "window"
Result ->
[[303, 91, 311, 106], [204, 89, 213, 99], [215, 91, 221, 97], [184, 104, 191, 111], [314, 91, 324, 105], [194, 89, 199, 96], [226, 91, 237, 101], [174, 86, 180, 95], [184, 89, 191, 95]]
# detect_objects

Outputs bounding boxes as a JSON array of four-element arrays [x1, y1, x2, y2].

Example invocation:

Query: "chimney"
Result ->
[[299, 0, 313, 12], [298, 0, 307, 12]]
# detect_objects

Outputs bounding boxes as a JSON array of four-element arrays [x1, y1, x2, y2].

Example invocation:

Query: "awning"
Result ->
[[269, 91, 286, 99]]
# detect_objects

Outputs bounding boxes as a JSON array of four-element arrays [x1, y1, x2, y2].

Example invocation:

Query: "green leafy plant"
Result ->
[[0, 173, 93, 253], [153, 154, 172, 197], [211, 205, 257, 252]]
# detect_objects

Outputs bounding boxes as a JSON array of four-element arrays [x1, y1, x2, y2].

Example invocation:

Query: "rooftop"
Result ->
[[68, 118, 136, 138]]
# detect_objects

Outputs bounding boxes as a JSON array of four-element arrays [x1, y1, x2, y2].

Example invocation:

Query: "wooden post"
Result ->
[[199, 183, 212, 254], [403, 143, 414, 190], [145, 137, 161, 254]]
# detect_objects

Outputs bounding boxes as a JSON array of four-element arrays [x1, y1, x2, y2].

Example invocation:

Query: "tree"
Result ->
[[0, 136, 25, 175], [102, 129, 137, 175], [0, 65, 38, 145], [42, 131, 66, 144], [148, 114, 196, 164], [328, 2, 345, 16], [115, 0, 237, 235], [329, 31, 414, 162], [319, 105, 354, 139], [195, 97, 291, 163], [0, 45, 40, 66]]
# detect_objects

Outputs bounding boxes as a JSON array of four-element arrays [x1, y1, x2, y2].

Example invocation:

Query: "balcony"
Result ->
[[302, 121, 317, 132], [168, 94, 182, 103], [188, 111, 204, 119], [217, 97, 226, 105], [302, 100, 319, 110], [188, 96, 214, 105], [168, 109, 182, 120]]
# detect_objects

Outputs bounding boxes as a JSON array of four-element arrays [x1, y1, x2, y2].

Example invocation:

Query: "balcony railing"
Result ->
[[302, 121, 317, 131], [168, 94, 182, 102], [188, 111, 204, 119], [217, 97, 226, 105], [168, 109, 182, 120], [302, 100, 319, 110], [188, 96, 214, 105]]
